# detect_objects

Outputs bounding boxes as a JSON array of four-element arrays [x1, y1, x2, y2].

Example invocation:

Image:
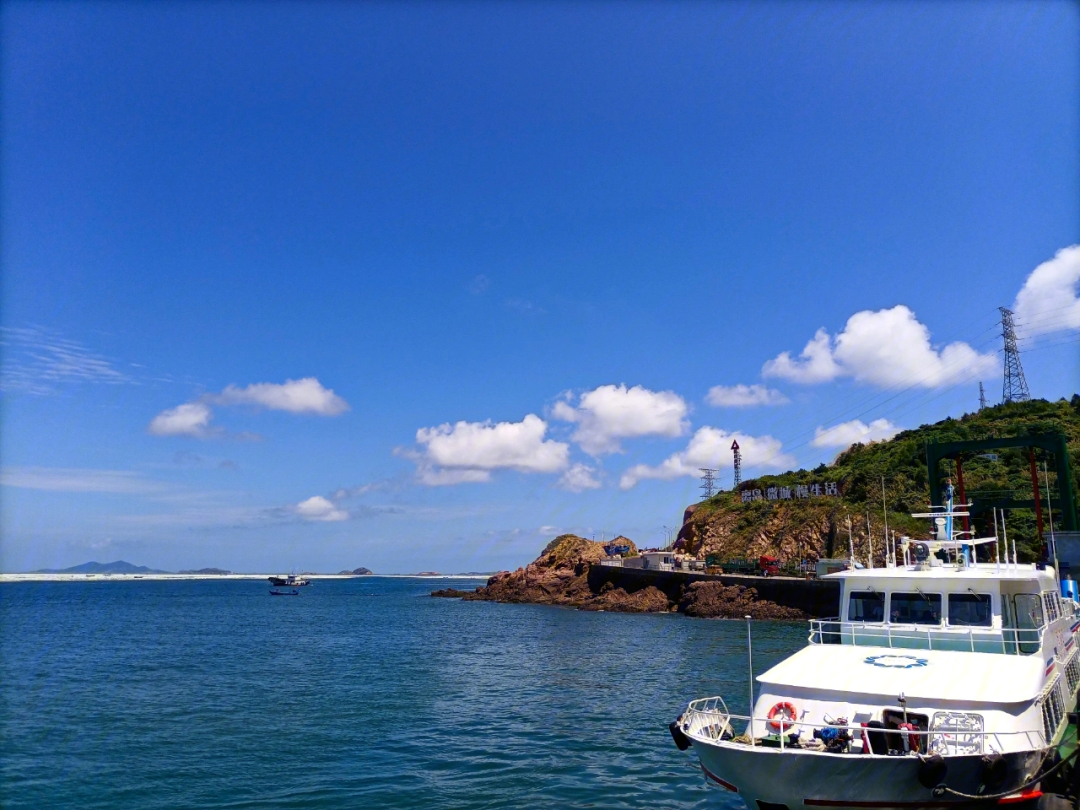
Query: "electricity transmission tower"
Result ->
[[979, 382, 987, 411], [999, 307, 1030, 403], [699, 468, 717, 499], [731, 440, 742, 489]]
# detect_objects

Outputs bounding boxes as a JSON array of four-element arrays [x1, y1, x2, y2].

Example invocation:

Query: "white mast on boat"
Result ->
[[881, 476, 891, 568], [1044, 462, 1059, 583]]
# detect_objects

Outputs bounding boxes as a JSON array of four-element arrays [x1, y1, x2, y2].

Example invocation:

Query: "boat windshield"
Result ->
[[890, 592, 942, 625], [948, 593, 992, 627], [848, 591, 885, 622]]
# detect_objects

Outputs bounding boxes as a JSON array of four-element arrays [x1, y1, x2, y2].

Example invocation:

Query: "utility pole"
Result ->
[[999, 307, 1030, 403], [699, 468, 718, 499], [731, 440, 742, 489], [979, 382, 987, 411]]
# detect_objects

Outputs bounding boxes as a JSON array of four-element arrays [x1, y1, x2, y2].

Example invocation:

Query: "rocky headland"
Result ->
[[432, 534, 804, 619], [433, 398, 1080, 619]]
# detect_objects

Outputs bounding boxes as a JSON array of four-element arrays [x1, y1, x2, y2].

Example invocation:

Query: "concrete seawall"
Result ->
[[587, 565, 841, 618]]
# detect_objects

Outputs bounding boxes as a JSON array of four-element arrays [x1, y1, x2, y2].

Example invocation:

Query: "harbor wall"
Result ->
[[586, 564, 841, 618]]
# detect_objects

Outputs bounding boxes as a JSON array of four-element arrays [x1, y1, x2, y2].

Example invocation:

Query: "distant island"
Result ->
[[178, 567, 232, 575], [34, 560, 169, 574], [338, 567, 373, 575], [415, 571, 440, 577]]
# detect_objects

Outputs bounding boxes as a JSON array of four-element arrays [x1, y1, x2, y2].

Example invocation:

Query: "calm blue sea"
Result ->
[[0, 577, 805, 808]]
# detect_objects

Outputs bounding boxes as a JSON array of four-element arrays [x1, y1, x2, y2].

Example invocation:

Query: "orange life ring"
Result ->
[[767, 701, 797, 732]]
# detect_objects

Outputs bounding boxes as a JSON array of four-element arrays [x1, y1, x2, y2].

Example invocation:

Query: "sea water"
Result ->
[[0, 577, 805, 808]]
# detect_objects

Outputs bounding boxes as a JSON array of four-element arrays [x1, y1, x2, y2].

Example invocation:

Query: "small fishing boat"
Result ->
[[671, 493, 1080, 809], [268, 574, 309, 587], [269, 588, 299, 596]]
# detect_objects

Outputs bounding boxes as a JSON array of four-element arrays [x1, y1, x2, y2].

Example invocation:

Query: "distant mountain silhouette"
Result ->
[[178, 568, 231, 575], [35, 560, 170, 574]]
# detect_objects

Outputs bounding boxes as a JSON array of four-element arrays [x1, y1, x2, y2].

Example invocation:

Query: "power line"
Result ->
[[1012, 302, 1080, 321], [1018, 337, 1080, 355]]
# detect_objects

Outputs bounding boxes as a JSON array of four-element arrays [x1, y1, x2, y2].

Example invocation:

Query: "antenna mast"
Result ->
[[731, 440, 742, 489], [699, 468, 718, 499], [999, 307, 1030, 403]]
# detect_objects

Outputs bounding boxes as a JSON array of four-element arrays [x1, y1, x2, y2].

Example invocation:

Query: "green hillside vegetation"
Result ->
[[679, 396, 1080, 566]]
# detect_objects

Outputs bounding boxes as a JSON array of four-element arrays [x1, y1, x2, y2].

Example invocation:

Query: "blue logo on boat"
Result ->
[[864, 654, 928, 669]]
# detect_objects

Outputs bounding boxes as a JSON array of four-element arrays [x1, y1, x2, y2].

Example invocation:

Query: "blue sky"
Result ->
[[2, 1, 1078, 573]]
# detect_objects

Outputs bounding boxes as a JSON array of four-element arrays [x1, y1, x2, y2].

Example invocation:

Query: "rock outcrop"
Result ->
[[433, 533, 801, 619], [431, 588, 475, 598], [579, 583, 672, 613], [339, 567, 373, 575], [472, 534, 601, 607], [679, 581, 805, 619]]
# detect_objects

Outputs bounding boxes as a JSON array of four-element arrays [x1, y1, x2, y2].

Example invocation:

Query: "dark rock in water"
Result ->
[[679, 581, 805, 620], [579, 584, 672, 613], [178, 568, 231, 575], [430, 588, 480, 598], [338, 567, 373, 575]]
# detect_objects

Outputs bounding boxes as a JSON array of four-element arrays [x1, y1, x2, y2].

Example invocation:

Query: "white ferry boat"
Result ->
[[671, 505, 1080, 810]]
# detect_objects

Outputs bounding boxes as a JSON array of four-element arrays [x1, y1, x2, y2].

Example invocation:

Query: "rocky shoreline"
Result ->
[[431, 534, 805, 620]]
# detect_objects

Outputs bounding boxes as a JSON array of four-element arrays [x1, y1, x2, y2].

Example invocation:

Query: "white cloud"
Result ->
[[149, 377, 348, 439], [706, 383, 789, 407], [1, 467, 164, 494], [295, 495, 348, 522], [558, 463, 602, 492], [812, 418, 901, 448], [1, 326, 132, 394], [1013, 245, 1080, 338], [210, 377, 349, 415], [552, 384, 689, 455], [761, 328, 842, 384], [762, 306, 997, 388], [619, 427, 795, 490], [418, 467, 493, 486], [411, 414, 569, 485], [148, 402, 214, 437]]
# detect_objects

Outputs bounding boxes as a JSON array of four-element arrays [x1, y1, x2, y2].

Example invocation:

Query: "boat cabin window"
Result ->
[[1014, 594, 1045, 628], [1043, 593, 1061, 623], [890, 592, 942, 625], [848, 591, 885, 622], [1005, 593, 1044, 655], [947, 593, 992, 627]]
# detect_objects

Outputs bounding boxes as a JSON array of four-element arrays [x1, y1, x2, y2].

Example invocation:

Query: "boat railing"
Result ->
[[680, 697, 1047, 755], [807, 619, 1044, 654]]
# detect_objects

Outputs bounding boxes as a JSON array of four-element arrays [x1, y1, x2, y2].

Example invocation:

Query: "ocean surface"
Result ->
[[0, 577, 805, 808]]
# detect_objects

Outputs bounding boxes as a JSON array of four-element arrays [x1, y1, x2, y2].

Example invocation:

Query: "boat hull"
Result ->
[[691, 739, 1043, 810]]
